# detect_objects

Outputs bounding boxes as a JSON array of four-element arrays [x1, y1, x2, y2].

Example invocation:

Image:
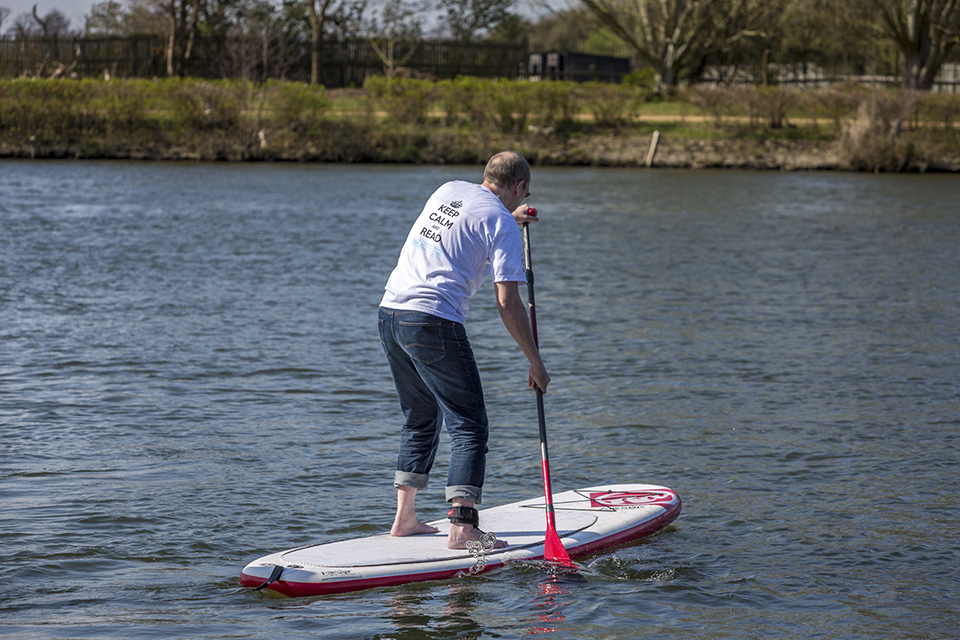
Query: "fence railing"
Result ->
[[2, 34, 960, 92]]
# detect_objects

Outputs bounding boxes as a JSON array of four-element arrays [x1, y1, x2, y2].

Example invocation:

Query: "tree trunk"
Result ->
[[182, 0, 200, 76], [660, 64, 679, 92], [305, 0, 331, 86], [311, 23, 320, 85], [902, 2, 932, 90], [166, 22, 175, 76], [900, 50, 929, 90]]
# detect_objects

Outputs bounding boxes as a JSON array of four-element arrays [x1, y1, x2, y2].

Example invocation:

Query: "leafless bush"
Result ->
[[685, 86, 737, 127], [839, 99, 914, 172], [743, 87, 797, 129], [576, 82, 642, 128], [802, 85, 865, 133]]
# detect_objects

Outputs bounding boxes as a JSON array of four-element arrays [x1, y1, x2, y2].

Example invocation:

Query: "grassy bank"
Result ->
[[2, 77, 959, 171]]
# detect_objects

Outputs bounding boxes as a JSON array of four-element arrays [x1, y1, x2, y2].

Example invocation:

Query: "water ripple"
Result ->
[[2, 162, 958, 639]]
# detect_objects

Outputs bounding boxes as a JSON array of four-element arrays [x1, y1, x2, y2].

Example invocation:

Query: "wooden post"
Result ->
[[646, 130, 660, 167]]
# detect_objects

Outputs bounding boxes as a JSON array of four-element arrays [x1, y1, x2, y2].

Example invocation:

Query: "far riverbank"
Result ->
[[2, 78, 959, 172]]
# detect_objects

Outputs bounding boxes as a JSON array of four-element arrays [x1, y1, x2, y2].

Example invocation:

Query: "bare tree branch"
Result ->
[[579, 0, 780, 90]]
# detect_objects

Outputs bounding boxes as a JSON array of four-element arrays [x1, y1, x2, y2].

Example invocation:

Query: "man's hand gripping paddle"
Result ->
[[522, 220, 576, 569]]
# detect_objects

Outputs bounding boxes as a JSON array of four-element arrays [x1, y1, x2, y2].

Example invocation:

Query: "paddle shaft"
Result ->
[[522, 223, 571, 564]]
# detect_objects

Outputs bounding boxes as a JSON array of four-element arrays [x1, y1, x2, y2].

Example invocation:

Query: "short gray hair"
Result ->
[[483, 151, 530, 188]]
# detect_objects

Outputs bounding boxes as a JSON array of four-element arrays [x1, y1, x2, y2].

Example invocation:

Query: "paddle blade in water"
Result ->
[[544, 525, 575, 567]]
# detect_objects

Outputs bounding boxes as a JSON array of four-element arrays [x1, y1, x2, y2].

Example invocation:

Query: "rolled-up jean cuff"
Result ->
[[445, 485, 482, 504], [394, 471, 429, 490]]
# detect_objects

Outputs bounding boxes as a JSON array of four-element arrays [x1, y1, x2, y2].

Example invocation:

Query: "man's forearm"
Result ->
[[498, 293, 542, 366]]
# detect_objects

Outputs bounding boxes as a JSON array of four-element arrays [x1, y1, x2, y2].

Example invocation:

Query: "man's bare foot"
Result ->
[[391, 517, 439, 537], [447, 523, 509, 550]]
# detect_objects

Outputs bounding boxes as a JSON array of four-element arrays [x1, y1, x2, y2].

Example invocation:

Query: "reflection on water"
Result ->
[[377, 583, 485, 640], [522, 565, 585, 637], [525, 581, 569, 636], [364, 565, 585, 639]]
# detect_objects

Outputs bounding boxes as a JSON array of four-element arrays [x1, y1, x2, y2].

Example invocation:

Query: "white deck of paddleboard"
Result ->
[[240, 484, 681, 595], [282, 507, 598, 567]]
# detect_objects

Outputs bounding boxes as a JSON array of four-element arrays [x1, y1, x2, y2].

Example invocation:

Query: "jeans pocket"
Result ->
[[398, 320, 446, 365]]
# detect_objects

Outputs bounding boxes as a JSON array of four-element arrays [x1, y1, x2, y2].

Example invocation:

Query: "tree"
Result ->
[[160, 0, 195, 75], [437, 0, 517, 41], [100, 0, 242, 75], [9, 4, 71, 36], [86, 0, 127, 33], [303, 0, 366, 84], [777, 0, 865, 59], [151, 0, 245, 76], [577, 0, 783, 90], [305, 0, 334, 84], [870, 0, 960, 90], [3, 4, 71, 36], [367, 0, 424, 77], [84, 0, 200, 73], [486, 12, 530, 42], [0, 7, 11, 33], [527, 5, 603, 49], [6, 11, 34, 36], [85, 0, 174, 34]]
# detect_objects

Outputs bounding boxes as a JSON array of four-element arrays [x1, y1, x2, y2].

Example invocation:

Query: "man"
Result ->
[[379, 151, 549, 550]]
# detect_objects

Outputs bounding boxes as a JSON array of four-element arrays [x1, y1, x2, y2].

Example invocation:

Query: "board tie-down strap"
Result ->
[[253, 565, 285, 591]]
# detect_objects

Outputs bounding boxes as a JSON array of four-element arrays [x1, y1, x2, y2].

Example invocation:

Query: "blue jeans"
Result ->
[[378, 307, 488, 503]]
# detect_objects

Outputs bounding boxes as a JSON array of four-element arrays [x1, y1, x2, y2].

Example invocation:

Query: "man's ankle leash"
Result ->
[[448, 506, 480, 527]]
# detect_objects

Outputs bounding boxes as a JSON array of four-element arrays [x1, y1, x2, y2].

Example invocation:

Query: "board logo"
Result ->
[[319, 569, 362, 581], [589, 490, 676, 509]]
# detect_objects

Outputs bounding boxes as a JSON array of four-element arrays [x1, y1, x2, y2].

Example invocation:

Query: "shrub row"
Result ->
[[364, 76, 654, 131], [0, 78, 331, 156], [684, 85, 960, 132]]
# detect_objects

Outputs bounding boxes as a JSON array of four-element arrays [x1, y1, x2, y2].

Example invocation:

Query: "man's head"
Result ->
[[483, 151, 531, 189], [482, 151, 531, 212]]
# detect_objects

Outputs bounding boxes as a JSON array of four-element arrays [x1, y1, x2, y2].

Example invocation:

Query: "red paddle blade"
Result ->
[[543, 524, 575, 566]]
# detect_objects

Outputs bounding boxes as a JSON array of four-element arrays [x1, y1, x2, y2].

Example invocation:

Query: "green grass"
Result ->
[[637, 100, 701, 118]]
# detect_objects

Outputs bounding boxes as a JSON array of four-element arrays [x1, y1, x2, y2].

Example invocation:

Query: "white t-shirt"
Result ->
[[381, 180, 526, 324]]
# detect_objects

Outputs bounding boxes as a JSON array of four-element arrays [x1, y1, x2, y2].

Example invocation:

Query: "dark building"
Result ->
[[528, 50, 631, 83]]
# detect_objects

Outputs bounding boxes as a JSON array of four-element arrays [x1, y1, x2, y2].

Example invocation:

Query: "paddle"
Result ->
[[522, 222, 575, 568]]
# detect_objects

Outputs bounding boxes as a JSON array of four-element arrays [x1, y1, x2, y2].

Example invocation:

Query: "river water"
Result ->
[[1, 160, 958, 639]]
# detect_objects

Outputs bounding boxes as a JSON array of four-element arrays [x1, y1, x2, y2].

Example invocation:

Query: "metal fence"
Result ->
[[0, 35, 527, 85], [531, 38, 960, 92], [697, 43, 960, 92]]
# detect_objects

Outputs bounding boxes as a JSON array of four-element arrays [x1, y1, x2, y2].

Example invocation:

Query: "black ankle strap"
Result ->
[[448, 506, 479, 526]]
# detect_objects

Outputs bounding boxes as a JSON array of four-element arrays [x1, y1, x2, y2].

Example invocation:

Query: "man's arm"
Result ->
[[495, 281, 550, 393]]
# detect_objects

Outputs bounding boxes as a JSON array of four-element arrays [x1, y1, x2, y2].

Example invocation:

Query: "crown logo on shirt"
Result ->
[[451, 200, 463, 208]]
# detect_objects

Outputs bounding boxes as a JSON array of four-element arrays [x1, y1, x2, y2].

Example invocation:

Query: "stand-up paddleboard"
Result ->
[[239, 483, 680, 597]]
